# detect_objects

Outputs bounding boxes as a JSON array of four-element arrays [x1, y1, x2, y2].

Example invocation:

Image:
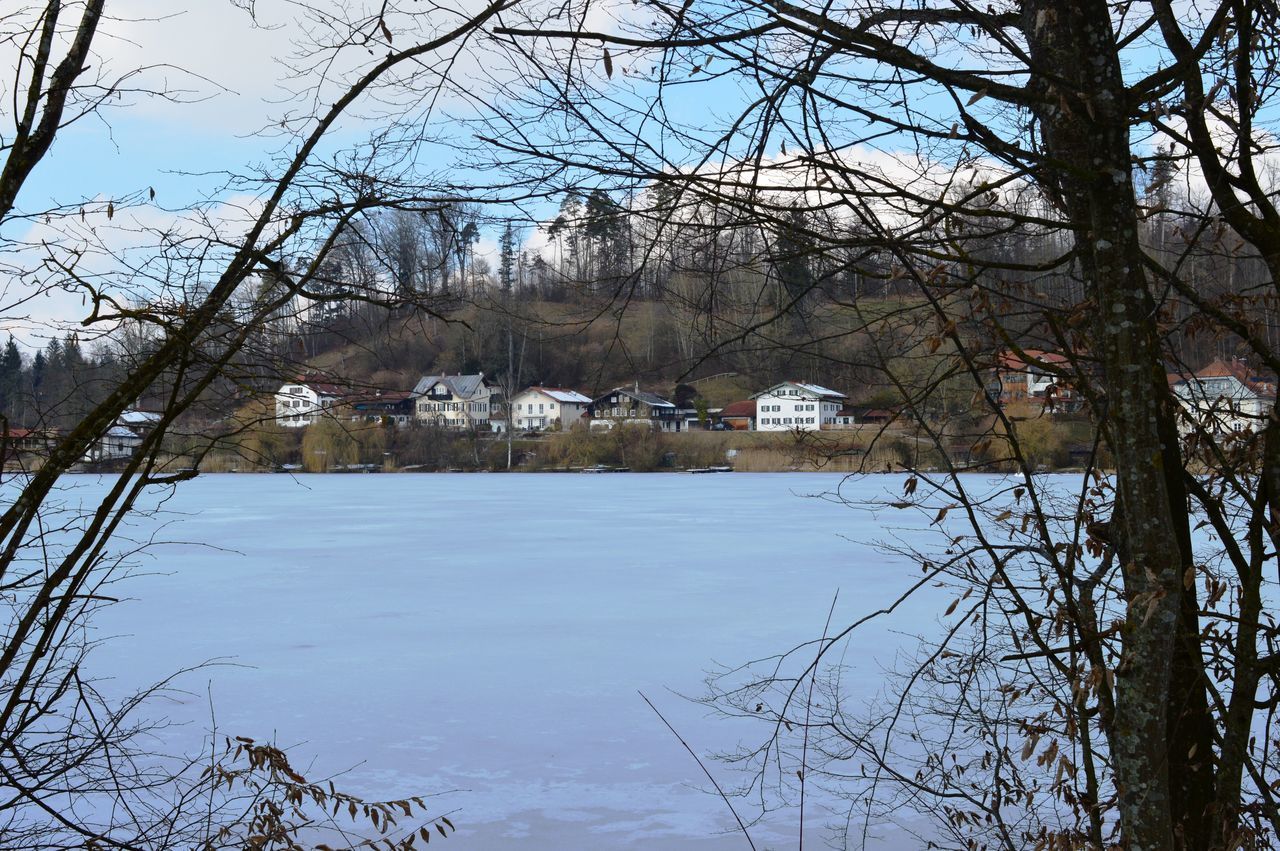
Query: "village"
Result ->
[[0, 348, 1257, 474], [270, 351, 1279, 442]]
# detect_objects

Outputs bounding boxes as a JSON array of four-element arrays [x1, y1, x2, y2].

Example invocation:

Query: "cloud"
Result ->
[[0, 194, 270, 350]]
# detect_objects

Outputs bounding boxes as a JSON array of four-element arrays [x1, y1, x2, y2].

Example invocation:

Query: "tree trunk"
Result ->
[[1023, 0, 1213, 845]]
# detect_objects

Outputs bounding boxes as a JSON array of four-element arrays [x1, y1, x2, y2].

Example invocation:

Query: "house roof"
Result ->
[[846, 406, 898, 421], [118, 410, 162, 426], [523, 386, 592, 404], [413, 373, 488, 399], [594, 387, 676, 408], [1191, 358, 1278, 399], [751, 381, 847, 400], [351, 390, 415, 406], [279, 377, 349, 398], [997, 349, 1070, 371], [720, 400, 757, 418], [4, 428, 50, 440]]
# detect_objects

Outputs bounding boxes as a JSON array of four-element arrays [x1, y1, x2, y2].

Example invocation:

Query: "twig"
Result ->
[[639, 690, 758, 851], [800, 591, 839, 850]]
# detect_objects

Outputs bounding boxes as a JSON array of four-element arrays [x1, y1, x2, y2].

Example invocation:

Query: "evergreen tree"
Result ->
[[498, 221, 517, 294], [30, 350, 45, 415], [773, 204, 815, 302], [584, 189, 628, 283], [0, 336, 21, 424]]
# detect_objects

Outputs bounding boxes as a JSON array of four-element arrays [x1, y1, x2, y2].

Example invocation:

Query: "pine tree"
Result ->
[[498, 221, 517, 294], [0, 336, 21, 423]]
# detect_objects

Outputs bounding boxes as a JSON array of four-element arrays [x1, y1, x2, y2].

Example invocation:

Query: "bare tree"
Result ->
[[481, 0, 1280, 845], [0, 1, 514, 845]]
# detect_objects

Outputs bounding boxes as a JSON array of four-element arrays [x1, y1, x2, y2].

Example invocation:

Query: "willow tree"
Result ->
[[483, 0, 1280, 845]]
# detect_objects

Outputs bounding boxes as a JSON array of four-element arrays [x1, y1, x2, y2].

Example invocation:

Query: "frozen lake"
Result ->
[[74, 472, 947, 849]]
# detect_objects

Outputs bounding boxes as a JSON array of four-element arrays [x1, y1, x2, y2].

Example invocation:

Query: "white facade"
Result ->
[[510, 387, 591, 431], [275, 383, 341, 428], [751, 382, 847, 431], [1174, 361, 1274, 435], [83, 410, 162, 462], [414, 374, 497, 431]]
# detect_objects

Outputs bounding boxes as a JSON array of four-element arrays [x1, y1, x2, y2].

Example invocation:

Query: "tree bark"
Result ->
[[1022, 0, 1213, 845]]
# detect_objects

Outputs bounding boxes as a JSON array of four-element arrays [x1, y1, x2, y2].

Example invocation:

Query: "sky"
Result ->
[[20, 3, 301, 207], [5, 1, 521, 347], [1, 0, 1258, 350]]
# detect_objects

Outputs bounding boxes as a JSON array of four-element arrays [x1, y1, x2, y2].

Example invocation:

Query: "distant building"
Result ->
[[84, 409, 162, 462], [1172, 358, 1276, 435], [586, 386, 681, 432], [751, 381, 847, 431], [1, 427, 57, 459], [719, 400, 756, 431], [510, 386, 592, 431], [842, 406, 898, 426], [413, 373, 498, 431], [350, 390, 416, 427], [275, 379, 347, 427], [829, 408, 858, 429], [995, 350, 1081, 413]]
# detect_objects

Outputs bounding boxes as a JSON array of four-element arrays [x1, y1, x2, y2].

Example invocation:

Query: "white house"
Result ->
[[275, 379, 346, 427], [1173, 358, 1276, 435], [510, 386, 592, 431], [413, 373, 498, 430], [83, 409, 162, 462], [751, 381, 847, 431]]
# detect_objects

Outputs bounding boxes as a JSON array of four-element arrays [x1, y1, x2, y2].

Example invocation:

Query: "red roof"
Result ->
[[720, 400, 756, 418], [997, 349, 1070, 370], [1195, 358, 1277, 399], [351, 390, 413, 403], [3, 428, 55, 442]]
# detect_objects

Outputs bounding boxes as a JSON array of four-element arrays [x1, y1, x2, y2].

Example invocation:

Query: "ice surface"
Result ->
[[70, 472, 953, 848]]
